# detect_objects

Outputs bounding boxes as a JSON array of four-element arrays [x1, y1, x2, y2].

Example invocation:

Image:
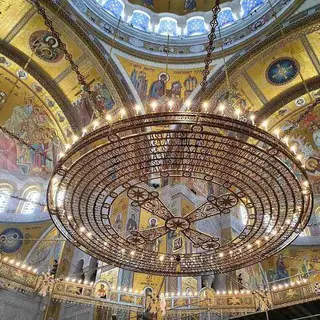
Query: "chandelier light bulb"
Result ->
[[290, 145, 297, 154], [120, 108, 126, 119], [82, 128, 87, 136], [93, 120, 99, 130], [65, 144, 71, 151], [151, 101, 158, 112], [168, 100, 174, 111], [283, 136, 289, 145], [235, 109, 241, 119], [185, 100, 191, 110], [262, 120, 268, 130], [218, 102, 225, 114], [273, 128, 280, 139], [250, 114, 255, 125], [72, 135, 78, 144], [202, 101, 209, 112], [106, 114, 112, 123], [134, 104, 141, 115]]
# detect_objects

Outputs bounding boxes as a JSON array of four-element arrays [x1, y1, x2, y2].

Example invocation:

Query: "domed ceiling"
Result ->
[[72, 0, 299, 60], [127, 0, 220, 14]]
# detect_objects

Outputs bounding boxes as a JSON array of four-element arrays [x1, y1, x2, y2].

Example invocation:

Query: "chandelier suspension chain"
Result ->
[[218, 26, 231, 92], [30, 0, 91, 92], [201, 0, 221, 91], [0, 191, 46, 207]]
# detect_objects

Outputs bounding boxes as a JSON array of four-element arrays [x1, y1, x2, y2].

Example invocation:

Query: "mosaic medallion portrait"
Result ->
[[29, 30, 64, 63]]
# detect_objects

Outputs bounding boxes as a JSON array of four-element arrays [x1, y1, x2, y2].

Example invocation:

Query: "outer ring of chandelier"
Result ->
[[47, 112, 313, 276]]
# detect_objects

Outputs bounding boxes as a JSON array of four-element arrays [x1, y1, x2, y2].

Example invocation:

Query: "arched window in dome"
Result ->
[[100, 0, 124, 19], [217, 9, 236, 28], [241, 0, 264, 16], [131, 10, 150, 32], [20, 187, 41, 214], [0, 184, 13, 213], [158, 17, 178, 36], [186, 17, 206, 36]]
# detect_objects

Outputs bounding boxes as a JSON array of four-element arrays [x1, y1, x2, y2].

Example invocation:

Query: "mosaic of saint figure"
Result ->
[[275, 254, 289, 281], [0, 131, 20, 172], [126, 213, 138, 232], [144, 0, 154, 8], [149, 73, 168, 101], [97, 283, 108, 299], [73, 83, 114, 127], [29, 30, 64, 63], [114, 213, 123, 234], [0, 98, 64, 176], [184, 0, 197, 12], [311, 123, 320, 149], [217, 84, 247, 114], [184, 75, 197, 100], [131, 69, 148, 103]]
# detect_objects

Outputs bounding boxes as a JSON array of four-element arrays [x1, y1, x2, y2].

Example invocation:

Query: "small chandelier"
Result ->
[[48, 112, 313, 276]]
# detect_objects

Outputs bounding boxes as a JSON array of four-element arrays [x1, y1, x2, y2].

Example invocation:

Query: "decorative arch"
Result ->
[[131, 10, 151, 32], [241, 0, 264, 16], [0, 183, 14, 213], [158, 17, 178, 36], [17, 185, 42, 214]]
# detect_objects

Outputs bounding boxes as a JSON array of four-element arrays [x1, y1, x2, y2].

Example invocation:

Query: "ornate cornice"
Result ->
[[66, 0, 302, 63]]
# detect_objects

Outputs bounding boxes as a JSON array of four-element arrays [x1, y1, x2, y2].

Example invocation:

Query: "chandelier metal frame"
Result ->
[[48, 112, 313, 276]]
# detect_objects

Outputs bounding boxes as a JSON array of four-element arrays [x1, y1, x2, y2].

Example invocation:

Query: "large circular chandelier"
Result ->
[[48, 112, 313, 276]]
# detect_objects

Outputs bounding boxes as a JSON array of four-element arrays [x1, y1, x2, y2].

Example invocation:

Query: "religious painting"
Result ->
[[118, 55, 213, 111], [26, 228, 62, 274], [100, 267, 119, 288], [126, 213, 138, 232], [95, 281, 110, 299], [217, 83, 249, 115], [114, 213, 123, 234], [29, 30, 64, 63], [172, 236, 183, 252], [184, 0, 196, 12], [272, 95, 320, 176], [0, 227, 23, 253], [72, 82, 114, 127], [143, 0, 154, 8], [266, 57, 299, 86], [0, 55, 70, 179]]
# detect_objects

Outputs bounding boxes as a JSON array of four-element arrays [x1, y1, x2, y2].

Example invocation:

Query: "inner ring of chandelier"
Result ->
[[166, 218, 190, 231], [48, 112, 313, 276]]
